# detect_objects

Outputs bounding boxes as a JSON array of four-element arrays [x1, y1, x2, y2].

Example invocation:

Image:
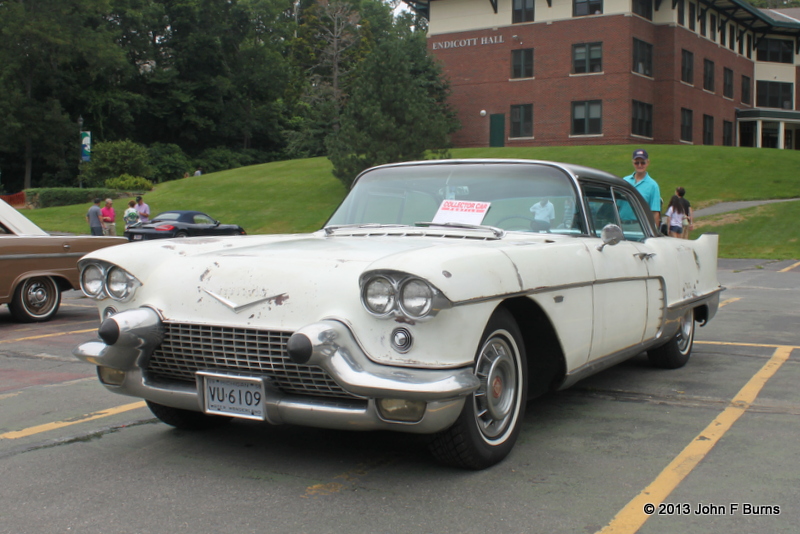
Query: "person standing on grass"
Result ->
[[621, 148, 661, 228], [101, 198, 116, 236], [676, 187, 693, 239], [86, 198, 104, 236], [123, 200, 139, 229], [135, 195, 150, 223]]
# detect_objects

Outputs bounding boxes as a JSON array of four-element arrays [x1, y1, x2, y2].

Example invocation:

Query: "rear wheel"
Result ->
[[8, 276, 61, 322], [146, 400, 231, 430], [648, 309, 695, 369], [174, 231, 188, 238], [428, 308, 528, 469]]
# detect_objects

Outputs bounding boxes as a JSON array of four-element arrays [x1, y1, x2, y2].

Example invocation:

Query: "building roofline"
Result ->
[[403, 0, 800, 35]]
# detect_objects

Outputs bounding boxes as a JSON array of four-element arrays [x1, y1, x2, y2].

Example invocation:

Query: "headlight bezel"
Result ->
[[359, 271, 449, 320], [79, 260, 141, 302]]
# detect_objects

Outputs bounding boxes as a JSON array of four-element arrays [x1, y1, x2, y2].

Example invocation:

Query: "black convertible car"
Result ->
[[124, 210, 246, 241]]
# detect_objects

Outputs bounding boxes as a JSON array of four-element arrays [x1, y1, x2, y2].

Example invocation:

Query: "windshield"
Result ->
[[326, 163, 585, 235]]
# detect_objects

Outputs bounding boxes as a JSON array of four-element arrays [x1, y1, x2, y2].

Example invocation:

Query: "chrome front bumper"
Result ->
[[73, 307, 479, 434]]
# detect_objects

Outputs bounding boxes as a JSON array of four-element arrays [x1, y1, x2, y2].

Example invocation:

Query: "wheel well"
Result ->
[[13, 274, 74, 294], [500, 297, 566, 400]]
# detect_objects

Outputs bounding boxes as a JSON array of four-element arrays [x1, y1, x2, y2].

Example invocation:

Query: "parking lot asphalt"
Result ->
[[0, 261, 798, 534]]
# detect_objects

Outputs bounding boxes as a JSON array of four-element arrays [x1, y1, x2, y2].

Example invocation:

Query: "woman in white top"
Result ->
[[664, 195, 687, 238]]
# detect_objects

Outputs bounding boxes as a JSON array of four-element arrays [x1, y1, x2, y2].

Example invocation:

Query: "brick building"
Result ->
[[407, 0, 800, 149]]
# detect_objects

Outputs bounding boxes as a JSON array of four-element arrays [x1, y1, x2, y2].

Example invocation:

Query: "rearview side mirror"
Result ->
[[596, 224, 624, 251]]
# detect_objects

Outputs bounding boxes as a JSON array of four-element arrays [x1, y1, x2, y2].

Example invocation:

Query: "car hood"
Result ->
[[84, 230, 545, 328]]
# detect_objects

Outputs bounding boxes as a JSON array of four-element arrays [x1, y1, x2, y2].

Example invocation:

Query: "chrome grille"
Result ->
[[147, 323, 358, 399]]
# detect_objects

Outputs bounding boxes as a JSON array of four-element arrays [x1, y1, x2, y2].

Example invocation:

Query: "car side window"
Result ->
[[194, 214, 214, 224], [583, 184, 618, 237], [613, 189, 647, 242]]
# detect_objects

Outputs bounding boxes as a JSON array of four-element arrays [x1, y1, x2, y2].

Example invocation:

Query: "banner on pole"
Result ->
[[80, 131, 91, 162]]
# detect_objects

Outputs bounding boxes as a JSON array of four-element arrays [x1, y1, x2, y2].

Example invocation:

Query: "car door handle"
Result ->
[[634, 252, 655, 260], [63, 244, 71, 251]]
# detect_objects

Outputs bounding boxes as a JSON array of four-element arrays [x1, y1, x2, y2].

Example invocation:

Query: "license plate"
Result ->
[[201, 374, 265, 420], [133, 234, 142, 240]]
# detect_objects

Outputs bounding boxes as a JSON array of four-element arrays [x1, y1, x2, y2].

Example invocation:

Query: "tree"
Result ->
[[0, 0, 131, 190], [326, 14, 460, 187]]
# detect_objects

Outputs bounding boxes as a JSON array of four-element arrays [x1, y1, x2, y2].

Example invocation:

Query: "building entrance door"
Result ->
[[489, 114, 505, 147]]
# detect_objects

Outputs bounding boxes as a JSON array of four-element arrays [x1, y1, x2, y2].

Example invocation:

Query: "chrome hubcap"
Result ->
[[474, 334, 518, 440]]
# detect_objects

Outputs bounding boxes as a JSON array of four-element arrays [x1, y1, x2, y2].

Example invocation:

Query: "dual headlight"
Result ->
[[360, 272, 449, 319], [80, 261, 140, 301]]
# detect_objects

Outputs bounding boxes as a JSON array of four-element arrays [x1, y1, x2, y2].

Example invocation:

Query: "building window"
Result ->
[[723, 68, 733, 98], [756, 38, 793, 64], [703, 115, 714, 145], [632, 39, 653, 77], [746, 34, 752, 59], [513, 0, 534, 23], [710, 14, 717, 41], [742, 75, 751, 105], [720, 23, 726, 47], [728, 25, 735, 51], [677, 0, 685, 26], [703, 59, 714, 92], [510, 104, 533, 137], [723, 120, 733, 146], [572, 101, 602, 135], [700, 12, 706, 37], [632, 100, 653, 137], [756, 81, 794, 109], [681, 109, 693, 142], [739, 32, 744, 55], [688, 3, 696, 31], [573, 43, 602, 73], [681, 50, 694, 84], [633, 0, 652, 20], [574, 0, 602, 17], [512, 49, 534, 78]]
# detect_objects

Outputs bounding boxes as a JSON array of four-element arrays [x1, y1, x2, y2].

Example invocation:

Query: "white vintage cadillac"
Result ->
[[74, 160, 722, 469]]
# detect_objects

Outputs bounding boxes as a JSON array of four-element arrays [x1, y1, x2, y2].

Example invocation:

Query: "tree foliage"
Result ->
[[0, 0, 459, 193], [326, 14, 459, 187]]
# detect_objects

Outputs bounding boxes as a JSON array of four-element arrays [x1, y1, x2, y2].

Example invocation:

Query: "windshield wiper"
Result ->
[[415, 222, 505, 238]]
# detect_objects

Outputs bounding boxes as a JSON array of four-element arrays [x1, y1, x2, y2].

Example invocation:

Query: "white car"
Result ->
[[73, 160, 722, 469]]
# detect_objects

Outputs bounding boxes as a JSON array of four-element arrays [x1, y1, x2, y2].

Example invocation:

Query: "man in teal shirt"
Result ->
[[620, 148, 661, 228]]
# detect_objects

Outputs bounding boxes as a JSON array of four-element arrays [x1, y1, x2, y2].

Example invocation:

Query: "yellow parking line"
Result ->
[[718, 297, 740, 308], [779, 261, 800, 273], [697, 340, 800, 350], [0, 328, 97, 344], [595, 345, 793, 534], [0, 401, 147, 440]]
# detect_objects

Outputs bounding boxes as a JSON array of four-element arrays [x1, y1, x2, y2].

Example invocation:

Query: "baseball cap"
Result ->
[[135, 196, 142, 201], [632, 149, 649, 160]]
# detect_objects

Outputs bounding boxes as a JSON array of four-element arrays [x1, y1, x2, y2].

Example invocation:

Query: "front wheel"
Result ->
[[648, 308, 695, 369], [8, 276, 61, 322], [146, 400, 231, 430], [428, 308, 528, 469]]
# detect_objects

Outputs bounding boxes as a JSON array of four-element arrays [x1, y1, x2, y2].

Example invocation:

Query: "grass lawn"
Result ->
[[19, 145, 800, 260]]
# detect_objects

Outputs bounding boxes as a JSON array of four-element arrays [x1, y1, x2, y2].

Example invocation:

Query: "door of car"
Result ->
[[583, 184, 660, 360]]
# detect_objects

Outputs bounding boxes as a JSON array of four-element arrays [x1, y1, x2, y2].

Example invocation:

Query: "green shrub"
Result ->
[[105, 174, 154, 191], [148, 143, 192, 182], [81, 140, 153, 187], [25, 188, 119, 208]]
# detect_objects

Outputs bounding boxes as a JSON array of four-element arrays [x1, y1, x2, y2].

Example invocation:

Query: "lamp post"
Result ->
[[77, 115, 84, 188]]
